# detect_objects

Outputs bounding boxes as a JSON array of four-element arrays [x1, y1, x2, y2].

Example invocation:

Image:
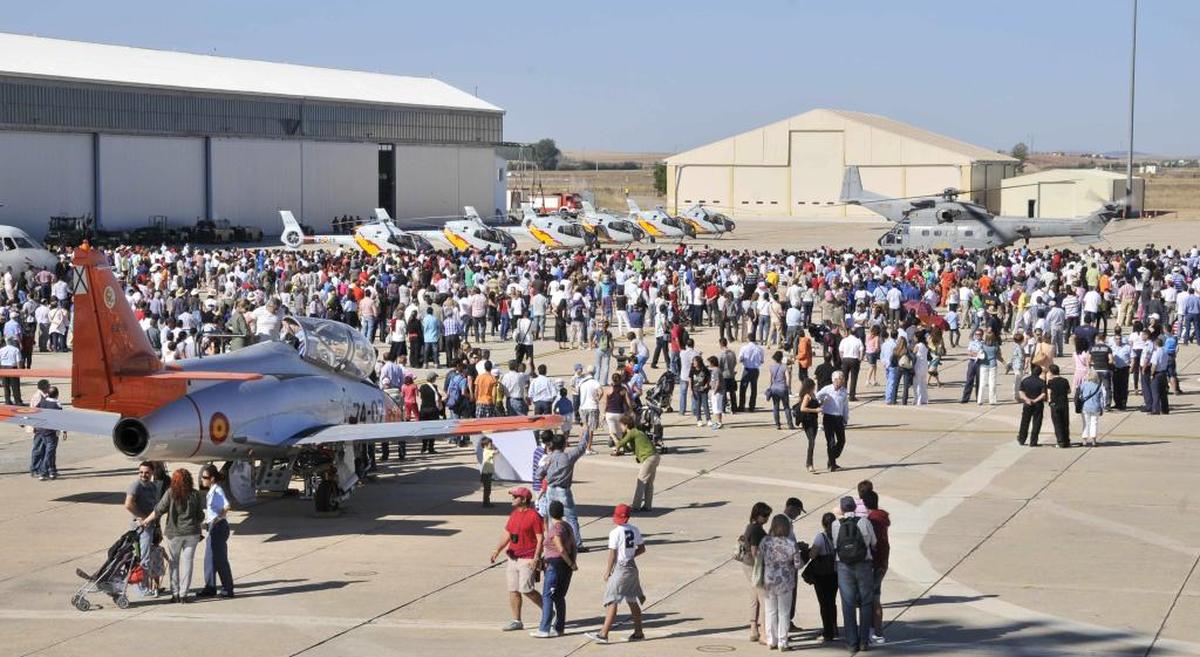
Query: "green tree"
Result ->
[[1011, 142, 1029, 172], [531, 138, 561, 171], [653, 163, 667, 195]]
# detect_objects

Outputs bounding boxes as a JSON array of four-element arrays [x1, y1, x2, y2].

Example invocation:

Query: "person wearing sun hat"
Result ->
[[585, 504, 646, 644], [490, 486, 544, 632]]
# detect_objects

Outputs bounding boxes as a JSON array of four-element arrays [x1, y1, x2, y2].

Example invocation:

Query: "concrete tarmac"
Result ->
[[1, 215, 1198, 657]]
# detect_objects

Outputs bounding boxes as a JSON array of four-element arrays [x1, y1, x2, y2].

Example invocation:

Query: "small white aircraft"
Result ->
[[626, 199, 694, 240], [0, 225, 58, 273], [279, 210, 433, 255], [680, 205, 736, 236], [578, 201, 646, 244], [497, 204, 597, 250]]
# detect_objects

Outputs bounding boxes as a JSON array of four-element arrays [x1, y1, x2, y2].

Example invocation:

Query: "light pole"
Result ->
[[1125, 0, 1138, 216]]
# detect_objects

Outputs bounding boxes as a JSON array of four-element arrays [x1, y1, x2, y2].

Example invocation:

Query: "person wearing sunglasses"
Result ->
[[195, 464, 234, 599]]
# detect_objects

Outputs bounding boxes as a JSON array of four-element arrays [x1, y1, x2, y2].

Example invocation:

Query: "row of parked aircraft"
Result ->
[[278, 200, 737, 255]]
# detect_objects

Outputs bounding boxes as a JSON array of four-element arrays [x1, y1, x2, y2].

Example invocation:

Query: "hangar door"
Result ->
[[676, 166, 732, 214], [789, 131, 844, 217]]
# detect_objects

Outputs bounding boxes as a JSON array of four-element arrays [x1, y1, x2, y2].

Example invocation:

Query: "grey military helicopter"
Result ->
[[839, 166, 1126, 251]]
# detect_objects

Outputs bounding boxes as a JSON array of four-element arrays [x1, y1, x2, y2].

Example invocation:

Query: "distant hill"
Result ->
[[561, 150, 668, 167]]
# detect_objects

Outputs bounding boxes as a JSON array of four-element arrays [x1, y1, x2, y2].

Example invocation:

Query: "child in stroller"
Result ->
[[635, 369, 676, 454], [72, 528, 143, 610]]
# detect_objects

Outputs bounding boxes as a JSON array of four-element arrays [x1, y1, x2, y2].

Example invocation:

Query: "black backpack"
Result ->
[[835, 516, 868, 564]]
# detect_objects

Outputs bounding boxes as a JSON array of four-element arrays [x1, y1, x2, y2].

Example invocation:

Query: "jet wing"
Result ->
[[288, 415, 562, 446], [0, 404, 120, 436], [6, 368, 262, 382]]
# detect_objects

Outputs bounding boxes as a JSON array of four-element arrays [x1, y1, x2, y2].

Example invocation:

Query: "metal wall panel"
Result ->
[[98, 134, 205, 229], [457, 146, 498, 218], [394, 144, 459, 219], [0, 76, 502, 145], [789, 131, 844, 217], [209, 138, 303, 231], [299, 141, 376, 231], [0, 131, 93, 235]]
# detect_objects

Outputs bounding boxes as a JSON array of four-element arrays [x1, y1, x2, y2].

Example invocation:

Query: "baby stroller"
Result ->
[[71, 529, 142, 611], [637, 370, 675, 454]]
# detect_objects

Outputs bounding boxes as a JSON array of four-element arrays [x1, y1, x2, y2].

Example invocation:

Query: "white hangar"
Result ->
[[665, 108, 1017, 218], [0, 32, 506, 237]]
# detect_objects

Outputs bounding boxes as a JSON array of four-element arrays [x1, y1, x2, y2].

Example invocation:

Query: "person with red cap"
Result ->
[[585, 504, 646, 644], [489, 486, 544, 631]]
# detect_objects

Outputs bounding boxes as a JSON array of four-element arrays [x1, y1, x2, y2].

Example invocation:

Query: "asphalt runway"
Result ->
[[1, 215, 1198, 657]]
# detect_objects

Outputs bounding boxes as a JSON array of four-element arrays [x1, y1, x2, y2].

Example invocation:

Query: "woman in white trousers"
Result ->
[[1078, 370, 1106, 446]]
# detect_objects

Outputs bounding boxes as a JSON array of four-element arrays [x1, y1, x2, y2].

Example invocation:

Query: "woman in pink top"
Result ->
[[401, 375, 419, 421], [1071, 336, 1091, 389], [865, 326, 882, 386]]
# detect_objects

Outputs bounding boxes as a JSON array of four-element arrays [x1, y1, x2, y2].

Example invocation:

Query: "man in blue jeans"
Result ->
[[537, 431, 590, 552], [833, 496, 878, 653]]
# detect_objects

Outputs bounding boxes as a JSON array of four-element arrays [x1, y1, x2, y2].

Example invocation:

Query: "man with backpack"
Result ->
[[833, 496, 877, 654]]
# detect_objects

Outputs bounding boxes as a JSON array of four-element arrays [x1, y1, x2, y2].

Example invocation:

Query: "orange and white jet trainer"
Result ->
[[4, 244, 559, 511]]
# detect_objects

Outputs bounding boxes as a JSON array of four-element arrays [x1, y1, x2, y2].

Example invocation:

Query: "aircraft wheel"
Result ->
[[314, 480, 339, 513]]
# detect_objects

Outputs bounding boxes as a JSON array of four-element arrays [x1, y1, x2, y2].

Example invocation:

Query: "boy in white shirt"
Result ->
[[585, 504, 646, 644]]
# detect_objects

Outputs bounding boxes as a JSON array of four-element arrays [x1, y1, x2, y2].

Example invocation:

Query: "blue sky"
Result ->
[[5, 1, 1197, 155]]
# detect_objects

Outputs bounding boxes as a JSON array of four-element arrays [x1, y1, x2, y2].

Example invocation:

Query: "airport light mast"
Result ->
[[1125, 0, 1138, 217]]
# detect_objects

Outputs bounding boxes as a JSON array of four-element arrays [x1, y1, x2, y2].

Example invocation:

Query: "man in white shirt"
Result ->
[[576, 366, 602, 444], [838, 327, 865, 401], [816, 372, 850, 472], [528, 364, 558, 415], [677, 339, 698, 416], [251, 299, 283, 342], [737, 336, 765, 412], [0, 338, 22, 405]]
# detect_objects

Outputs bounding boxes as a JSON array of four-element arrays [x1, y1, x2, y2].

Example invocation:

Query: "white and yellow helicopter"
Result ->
[[680, 204, 736, 236], [489, 204, 597, 250], [577, 201, 646, 244], [626, 199, 695, 240], [279, 210, 433, 255], [381, 208, 516, 252]]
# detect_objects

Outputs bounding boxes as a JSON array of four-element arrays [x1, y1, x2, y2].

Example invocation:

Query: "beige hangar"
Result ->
[[665, 108, 1017, 218], [999, 168, 1144, 219]]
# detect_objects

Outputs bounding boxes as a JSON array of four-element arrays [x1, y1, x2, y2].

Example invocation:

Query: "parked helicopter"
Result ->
[[577, 201, 646, 243], [679, 204, 736, 236], [839, 166, 1125, 250], [279, 210, 433, 255], [469, 204, 596, 249], [626, 199, 695, 240], [394, 208, 517, 252]]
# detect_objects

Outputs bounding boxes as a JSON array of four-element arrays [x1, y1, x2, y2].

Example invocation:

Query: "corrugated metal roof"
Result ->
[[0, 32, 502, 113], [825, 109, 1015, 162]]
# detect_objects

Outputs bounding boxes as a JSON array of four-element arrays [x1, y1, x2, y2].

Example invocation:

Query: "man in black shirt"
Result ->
[[1044, 364, 1072, 448], [1089, 332, 1113, 408], [1017, 365, 1047, 447]]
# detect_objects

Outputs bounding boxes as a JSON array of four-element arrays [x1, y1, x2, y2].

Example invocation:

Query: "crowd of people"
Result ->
[[17, 236, 1198, 644]]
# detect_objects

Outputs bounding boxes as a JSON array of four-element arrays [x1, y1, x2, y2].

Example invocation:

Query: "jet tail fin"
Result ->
[[71, 246, 180, 416]]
